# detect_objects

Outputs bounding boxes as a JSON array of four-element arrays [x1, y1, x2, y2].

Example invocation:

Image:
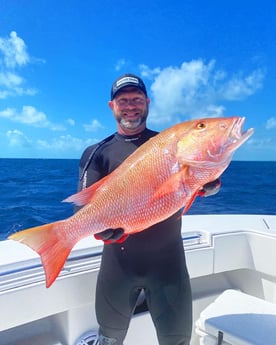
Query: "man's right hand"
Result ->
[[94, 228, 128, 244]]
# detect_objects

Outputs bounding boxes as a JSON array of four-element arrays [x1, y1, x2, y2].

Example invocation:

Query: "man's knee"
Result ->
[[97, 334, 122, 345]]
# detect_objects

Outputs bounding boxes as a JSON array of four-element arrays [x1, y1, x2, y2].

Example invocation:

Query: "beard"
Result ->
[[119, 115, 146, 130], [116, 107, 148, 131]]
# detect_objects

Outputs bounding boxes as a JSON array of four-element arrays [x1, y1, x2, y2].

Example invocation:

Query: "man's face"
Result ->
[[109, 87, 150, 134]]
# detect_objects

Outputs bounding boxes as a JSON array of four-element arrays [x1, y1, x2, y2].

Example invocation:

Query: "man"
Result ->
[[77, 73, 220, 345]]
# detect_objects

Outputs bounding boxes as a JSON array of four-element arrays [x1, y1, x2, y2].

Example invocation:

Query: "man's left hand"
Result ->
[[198, 179, 221, 197]]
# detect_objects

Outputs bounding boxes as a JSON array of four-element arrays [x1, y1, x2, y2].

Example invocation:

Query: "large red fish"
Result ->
[[9, 116, 253, 287]]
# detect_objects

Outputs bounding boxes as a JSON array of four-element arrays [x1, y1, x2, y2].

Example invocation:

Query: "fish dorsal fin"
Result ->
[[63, 175, 110, 206]]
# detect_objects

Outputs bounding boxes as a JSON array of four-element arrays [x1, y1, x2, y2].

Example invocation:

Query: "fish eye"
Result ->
[[196, 122, 206, 130]]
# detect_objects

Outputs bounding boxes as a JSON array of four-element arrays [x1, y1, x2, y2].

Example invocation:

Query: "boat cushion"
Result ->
[[195, 289, 276, 345]]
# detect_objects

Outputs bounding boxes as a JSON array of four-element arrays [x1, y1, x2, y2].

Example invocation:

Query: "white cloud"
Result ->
[[248, 137, 274, 149], [218, 69, 264, 100], [139, 59, 265, 125], [0, 31, 29, 68], [67, 118, 75, 126], [0, 105, 65, 130], [140, 64, 161, 79], [0, 71, 37, 98], [193, 104, 225, 118], [0, 106, 50, 127], [0, 71, 23, 88], [115, 58, 127, 71], [266, 117, 276, 129], [5, 129, 96, 155], [0, 90, 10, 99], [0, 31, 37, 99], [83, 119, 104, 132], [37, 135, 96, 152], [6, 129, 31, 147]]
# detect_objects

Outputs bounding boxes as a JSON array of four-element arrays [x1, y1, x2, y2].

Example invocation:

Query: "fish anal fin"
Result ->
[[63, 175, 110, 206], [9, 221, 74, 288]]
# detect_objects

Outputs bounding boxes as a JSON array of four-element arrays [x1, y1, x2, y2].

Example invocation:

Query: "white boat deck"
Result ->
[[1, 214, 276, 345]]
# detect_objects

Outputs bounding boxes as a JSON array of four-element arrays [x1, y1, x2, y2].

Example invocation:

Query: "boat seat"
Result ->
[[195, 289, 276, 345]]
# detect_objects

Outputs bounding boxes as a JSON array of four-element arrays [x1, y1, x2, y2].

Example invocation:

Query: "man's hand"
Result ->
[[198, 179, 221, 197], [94, 180, 221, 243], [94, 228, 128, 244]]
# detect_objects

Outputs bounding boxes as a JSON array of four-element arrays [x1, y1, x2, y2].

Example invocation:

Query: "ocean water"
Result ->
[[0, 159, 275, 241]]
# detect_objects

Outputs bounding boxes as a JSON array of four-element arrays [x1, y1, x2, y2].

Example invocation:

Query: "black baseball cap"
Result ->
[[111, 73, 147, 100]]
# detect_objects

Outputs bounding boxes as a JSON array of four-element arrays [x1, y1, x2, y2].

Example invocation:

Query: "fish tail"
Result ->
[[9, 221, 73, 288]]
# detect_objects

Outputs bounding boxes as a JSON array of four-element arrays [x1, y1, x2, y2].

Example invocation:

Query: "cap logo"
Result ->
[[111, 74, 147, 100], [116, 76, 139, 87]]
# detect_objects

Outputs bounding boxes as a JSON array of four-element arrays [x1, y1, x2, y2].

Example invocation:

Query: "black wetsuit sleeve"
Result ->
[[74, 145, 103, 213], [77, 146, 101, 191], [77, 134, 117, 194]]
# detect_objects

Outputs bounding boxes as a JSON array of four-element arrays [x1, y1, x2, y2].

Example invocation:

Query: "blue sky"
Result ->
[[0, 0, 275, 160]]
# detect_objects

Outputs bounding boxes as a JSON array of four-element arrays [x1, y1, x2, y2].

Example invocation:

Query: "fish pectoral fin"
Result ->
[[153, 171, 186, 201], [63, 175, 110, 206], [152, 164, 191, 201]]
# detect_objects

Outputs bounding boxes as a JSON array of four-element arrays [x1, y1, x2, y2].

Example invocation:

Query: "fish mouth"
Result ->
[[224, 117, 254, 153], [205, 117, 254, 165], [186, 117, 254, 167]]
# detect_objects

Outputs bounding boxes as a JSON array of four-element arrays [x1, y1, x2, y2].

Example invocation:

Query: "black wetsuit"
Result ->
[[78, 128, 192, 345]]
